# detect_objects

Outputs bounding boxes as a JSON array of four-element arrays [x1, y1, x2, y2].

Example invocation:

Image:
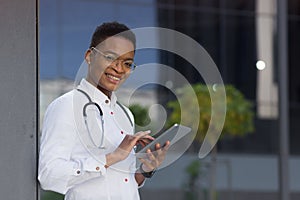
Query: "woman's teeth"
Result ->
[[107, 74, 120, 81]]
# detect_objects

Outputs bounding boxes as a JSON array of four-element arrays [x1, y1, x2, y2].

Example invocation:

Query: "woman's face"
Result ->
[[85, 36, 135, 97]]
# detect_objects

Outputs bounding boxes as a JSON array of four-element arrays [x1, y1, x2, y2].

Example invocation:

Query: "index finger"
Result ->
[[162, 140, 171, 151], [134, 130, 152, 138]]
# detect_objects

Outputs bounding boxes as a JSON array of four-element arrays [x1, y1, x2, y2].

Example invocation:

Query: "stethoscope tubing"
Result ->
[[77, 89, 106, 149], [76, 88, 133, 149]]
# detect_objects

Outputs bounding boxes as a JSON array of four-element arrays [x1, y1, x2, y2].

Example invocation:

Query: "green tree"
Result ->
[[129, 104, 150, 132], [167, 83, 254, 200], [167, 84, 254, 142]]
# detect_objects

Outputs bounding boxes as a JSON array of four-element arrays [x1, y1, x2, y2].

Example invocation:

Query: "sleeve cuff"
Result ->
[[81, 155, 107, 176]]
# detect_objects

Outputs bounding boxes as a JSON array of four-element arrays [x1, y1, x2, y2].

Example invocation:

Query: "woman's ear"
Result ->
[[85, 49, 92, 65]]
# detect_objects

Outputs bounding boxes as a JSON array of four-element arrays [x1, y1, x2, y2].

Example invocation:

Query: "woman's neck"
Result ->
[[97, 85, 112, 99]]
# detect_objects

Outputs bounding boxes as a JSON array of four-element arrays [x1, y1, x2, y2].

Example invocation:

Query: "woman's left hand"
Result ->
[[138, 141, 170, 172]]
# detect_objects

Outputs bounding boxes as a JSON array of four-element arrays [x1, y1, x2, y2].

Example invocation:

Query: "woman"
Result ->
[[38, 21, 169, 200]]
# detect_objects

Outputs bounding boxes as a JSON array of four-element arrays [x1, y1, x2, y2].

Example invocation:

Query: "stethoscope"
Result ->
[[77, 88, 133, 149]]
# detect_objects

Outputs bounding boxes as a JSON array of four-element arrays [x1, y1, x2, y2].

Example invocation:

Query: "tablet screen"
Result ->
[[136, 124, 191, 153]]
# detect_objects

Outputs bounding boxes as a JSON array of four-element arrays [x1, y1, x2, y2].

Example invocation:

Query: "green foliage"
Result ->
[[129, 104, 150, 131], [167, 84, 254, 143], [184, 160, 202, 200], [185, 159, 201, 185], [41, 191, 64, 200]]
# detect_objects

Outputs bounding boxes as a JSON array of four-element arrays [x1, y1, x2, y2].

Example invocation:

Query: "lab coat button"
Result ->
[[96, 166, 100, 171], [105, 100, 109, 104], [121, 131, 124, 134], [125, 178, 128, 182], [110, 111, 114, 115], [76, 170, 81, 175]]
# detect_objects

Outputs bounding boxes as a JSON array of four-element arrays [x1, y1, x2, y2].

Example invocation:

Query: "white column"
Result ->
[[256, 0, 278, 119], [0, 0, 38, 199]]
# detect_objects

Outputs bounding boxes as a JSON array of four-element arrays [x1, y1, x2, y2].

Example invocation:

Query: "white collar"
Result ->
[[77, 79, 117, 106]]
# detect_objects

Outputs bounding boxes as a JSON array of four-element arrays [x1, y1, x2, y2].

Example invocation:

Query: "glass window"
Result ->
[[224, 0, 256, 11], [289, 0, 300, 15]]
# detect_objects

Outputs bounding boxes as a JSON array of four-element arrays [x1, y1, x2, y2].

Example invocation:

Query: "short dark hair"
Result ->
[[89, 21, 136, 49]]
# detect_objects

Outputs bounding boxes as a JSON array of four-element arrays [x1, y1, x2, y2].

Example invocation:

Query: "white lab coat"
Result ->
[[38, 79, 142, 200]]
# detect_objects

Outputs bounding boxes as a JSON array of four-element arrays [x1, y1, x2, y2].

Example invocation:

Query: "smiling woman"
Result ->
[[85, 35, 135, 97], [38, 21, 170, 200], [39, 8, 161, 194]]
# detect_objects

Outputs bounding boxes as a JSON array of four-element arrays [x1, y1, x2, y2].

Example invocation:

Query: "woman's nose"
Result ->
[[111, 60, 125, 73]]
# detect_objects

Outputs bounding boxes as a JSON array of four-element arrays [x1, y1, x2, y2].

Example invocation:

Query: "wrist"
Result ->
[[139, 164, 156, 178], [113, 148, 127, 160], [106, 151, 123, 167], [140, 163, 152, 172]]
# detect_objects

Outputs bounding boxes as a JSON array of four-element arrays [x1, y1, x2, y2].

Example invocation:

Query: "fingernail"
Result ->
[[146, 130, 151, 133]]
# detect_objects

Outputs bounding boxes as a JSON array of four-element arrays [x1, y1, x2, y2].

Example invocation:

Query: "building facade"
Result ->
[[156, 0, 300, 155]]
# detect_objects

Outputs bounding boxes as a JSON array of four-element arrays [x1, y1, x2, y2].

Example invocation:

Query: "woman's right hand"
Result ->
[[106, 131, 154, 167]]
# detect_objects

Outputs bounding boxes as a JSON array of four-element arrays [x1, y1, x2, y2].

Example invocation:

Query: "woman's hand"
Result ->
[[138, 141, 170, 172], [106, 131, 154, 167]]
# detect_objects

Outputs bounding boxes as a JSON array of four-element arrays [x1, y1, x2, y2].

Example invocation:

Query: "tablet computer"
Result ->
[[136, 124, 191, 153]]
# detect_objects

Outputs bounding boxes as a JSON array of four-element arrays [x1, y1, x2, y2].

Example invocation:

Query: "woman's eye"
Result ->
[[104, 55, 115, 61], [124, 62, 133, 68]]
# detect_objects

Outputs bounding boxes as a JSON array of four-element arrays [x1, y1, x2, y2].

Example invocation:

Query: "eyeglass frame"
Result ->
[[90, 47, 137, 72]]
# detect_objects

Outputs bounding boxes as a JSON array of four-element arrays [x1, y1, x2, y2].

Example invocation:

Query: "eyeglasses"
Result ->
[[91, 47, 137, 72]]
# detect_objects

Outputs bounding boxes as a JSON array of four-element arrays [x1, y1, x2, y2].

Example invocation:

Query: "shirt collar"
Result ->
[[77, 79, 117, 107]]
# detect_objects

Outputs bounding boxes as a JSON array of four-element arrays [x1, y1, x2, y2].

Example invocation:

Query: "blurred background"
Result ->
[[39, 0, 300, 200]]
